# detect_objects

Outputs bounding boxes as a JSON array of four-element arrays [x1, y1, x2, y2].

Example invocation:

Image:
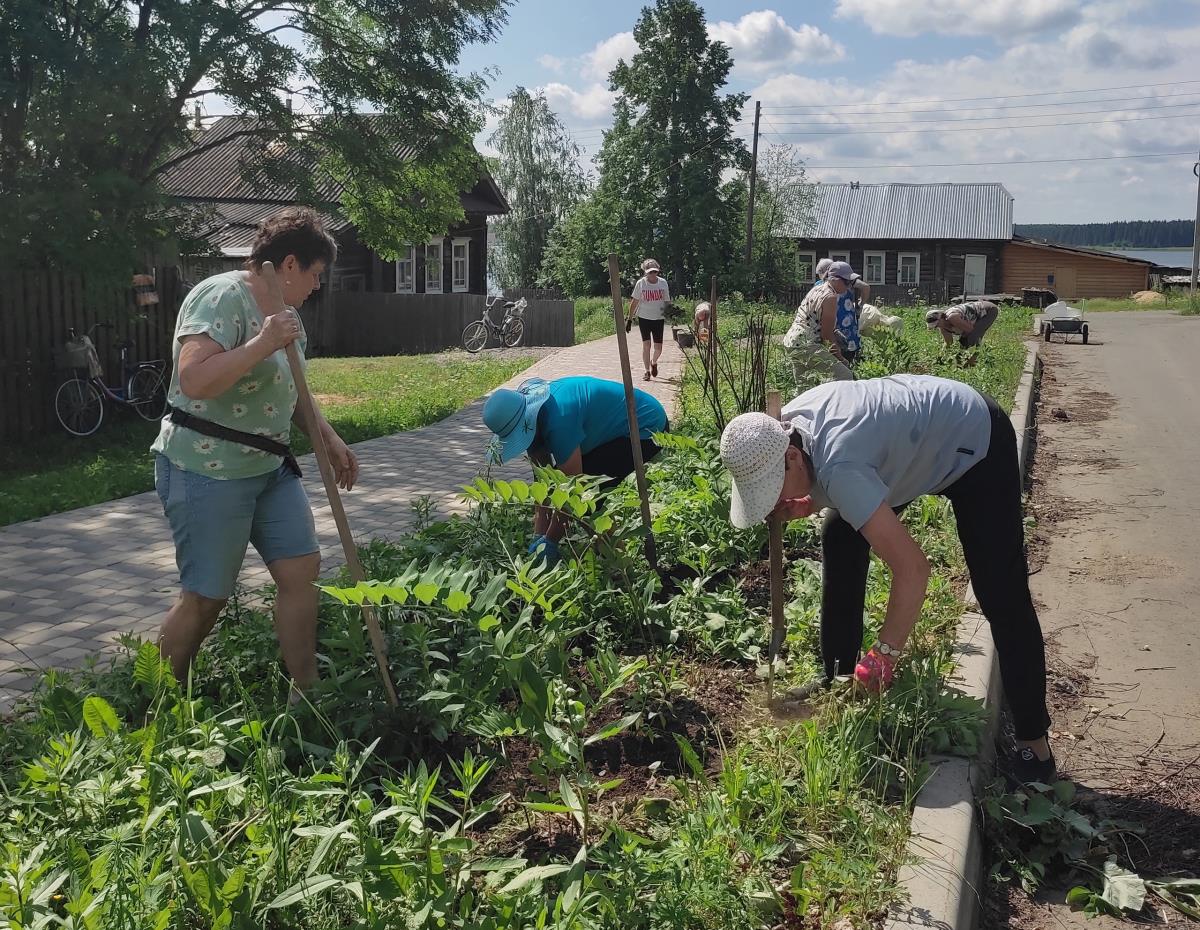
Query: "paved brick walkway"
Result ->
[[0, 335, 684, 710]]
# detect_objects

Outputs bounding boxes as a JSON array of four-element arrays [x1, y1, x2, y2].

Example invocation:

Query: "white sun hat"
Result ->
[[720, 412, 791, 529]]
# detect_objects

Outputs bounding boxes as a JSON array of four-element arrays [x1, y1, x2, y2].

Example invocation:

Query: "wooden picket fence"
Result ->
[[0, 267, 184, 442], [0, 268, 576, 441]]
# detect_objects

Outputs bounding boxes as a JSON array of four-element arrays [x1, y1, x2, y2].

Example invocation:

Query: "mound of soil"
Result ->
[[1132, 290, 1164, 304]]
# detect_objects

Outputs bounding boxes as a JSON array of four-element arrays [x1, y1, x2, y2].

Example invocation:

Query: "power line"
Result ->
[[799, 151, 1195, 170], [766, 90, 1200, 119], [760, 79, 1200, 112], [762, 100, 1200, 128], [759, 109, 1200, 139]]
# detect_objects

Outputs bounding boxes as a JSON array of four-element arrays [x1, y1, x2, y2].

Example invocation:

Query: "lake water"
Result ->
[[1103, 248, 1195, 267]]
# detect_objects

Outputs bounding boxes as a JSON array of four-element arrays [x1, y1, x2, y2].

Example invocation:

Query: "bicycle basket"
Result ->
[[57, 335, 103, 377]]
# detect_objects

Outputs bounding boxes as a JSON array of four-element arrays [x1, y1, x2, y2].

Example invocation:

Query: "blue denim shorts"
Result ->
[[154, 455, 319, 600]]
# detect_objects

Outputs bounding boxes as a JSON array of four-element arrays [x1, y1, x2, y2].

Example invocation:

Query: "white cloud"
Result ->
[[742, 16, 1200, 222], [709, 11, 843, 71], [1064, 24, 1177, 69], [538, 54, 565, 73], [581, 31, 639, 82], [833, 0, 1083, 39], [541, 81, 617, 122]]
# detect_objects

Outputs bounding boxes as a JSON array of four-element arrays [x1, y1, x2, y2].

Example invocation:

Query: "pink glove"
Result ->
[[854, 647, 896, 693], [772, 496, 816, 521]]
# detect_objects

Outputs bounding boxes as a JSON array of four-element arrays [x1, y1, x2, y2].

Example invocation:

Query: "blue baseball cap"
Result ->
[[482, 378, 552, 463]]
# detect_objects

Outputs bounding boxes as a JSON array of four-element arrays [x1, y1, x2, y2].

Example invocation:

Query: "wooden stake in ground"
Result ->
[[260, 262, 399, 708], [766, 389, 786, 702], [706, 275, 719, 388], [606, 254, 659, 571]]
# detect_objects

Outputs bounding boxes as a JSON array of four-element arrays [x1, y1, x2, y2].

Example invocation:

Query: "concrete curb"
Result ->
[[886, 344, 1042, 930]]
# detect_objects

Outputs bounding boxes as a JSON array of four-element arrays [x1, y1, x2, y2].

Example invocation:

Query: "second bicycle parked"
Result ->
[[462, 296, 528, 353]]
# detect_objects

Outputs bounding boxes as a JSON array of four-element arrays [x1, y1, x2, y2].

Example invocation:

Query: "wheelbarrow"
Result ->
[[1041, 301, 1089, 345]]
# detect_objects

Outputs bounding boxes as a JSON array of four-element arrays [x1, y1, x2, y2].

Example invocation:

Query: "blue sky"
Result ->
[[463, 0, 1200, 224]]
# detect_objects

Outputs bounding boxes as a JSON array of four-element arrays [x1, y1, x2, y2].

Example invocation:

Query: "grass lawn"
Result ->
[[0, 351, 537, 527], [574, 296, 616, 343]]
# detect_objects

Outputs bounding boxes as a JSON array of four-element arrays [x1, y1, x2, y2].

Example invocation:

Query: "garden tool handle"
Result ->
[[766, 390, 785, 700], [607, 253, 659, 571], [260, 262, 399, 707]]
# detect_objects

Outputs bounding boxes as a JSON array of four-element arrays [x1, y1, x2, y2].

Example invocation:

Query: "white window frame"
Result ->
[[898, 252, 921, 287], [451, 237, 470, 293], [796, 251, 817, 282], [395, 245, 415, 293], [863, 251, 885, 286], [425, 239, 444, 294], [828, 251, 850, 265]]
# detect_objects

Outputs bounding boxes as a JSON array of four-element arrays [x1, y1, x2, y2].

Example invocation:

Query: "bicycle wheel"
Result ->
[[462, 320, 489, 353], [127, 367, 167, 422], [55, 377, 105, 436], [501, 318, 524, 348]]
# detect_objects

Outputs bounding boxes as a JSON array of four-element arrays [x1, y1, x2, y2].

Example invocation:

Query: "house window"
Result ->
[[797, 251, 817, 282], [451, 238, 470, 293], [425, 240, 443, 293], [863, 251, 885, 286], [898, 253, 921, 287], [395, 245, 415, 293], [828, 251, 850, 265]]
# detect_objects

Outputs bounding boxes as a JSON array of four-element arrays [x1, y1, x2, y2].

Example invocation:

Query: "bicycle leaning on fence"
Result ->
[[461, 295, 528, 353], [53, 323, 169, 436]]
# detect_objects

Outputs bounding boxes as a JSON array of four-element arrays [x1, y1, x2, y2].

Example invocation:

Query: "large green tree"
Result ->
[[543, 0, 747, 296], [0, 0, 509, 272], [748, 144, 815, 294], [487, 87, 589, 289]]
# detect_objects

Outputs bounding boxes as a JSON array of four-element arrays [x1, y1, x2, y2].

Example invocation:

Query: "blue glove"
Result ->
[[528, 535, 561, 567]]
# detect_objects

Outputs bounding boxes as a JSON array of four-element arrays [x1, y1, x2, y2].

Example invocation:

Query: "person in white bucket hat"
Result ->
[[720, 374, 1055, 785]]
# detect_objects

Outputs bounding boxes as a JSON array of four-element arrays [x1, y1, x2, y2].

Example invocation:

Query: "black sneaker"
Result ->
[[1008, 746, 1058, 787]]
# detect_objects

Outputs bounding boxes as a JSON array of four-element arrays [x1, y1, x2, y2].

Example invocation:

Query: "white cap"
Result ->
[[720, 412, 790, 528]]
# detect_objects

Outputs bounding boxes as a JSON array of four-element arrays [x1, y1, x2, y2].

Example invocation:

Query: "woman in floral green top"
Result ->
[[151, 208, 357, 697]]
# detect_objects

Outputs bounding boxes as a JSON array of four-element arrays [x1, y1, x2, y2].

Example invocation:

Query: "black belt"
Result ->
[[168, 406, 301, 477]]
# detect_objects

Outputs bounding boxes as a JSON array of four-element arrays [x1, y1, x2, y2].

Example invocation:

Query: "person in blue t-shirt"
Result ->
[[482, 376, 668, 564]]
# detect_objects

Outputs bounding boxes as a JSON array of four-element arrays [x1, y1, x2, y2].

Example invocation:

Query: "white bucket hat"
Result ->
[[720, 412, 791, 529]]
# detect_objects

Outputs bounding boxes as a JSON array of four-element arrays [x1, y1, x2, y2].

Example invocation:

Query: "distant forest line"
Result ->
[[1015, 220, 1193, 249]]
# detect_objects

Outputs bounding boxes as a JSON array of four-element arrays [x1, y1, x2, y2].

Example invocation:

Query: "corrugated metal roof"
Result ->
[[777, 182, 1013, 240], [185, 200, 353, 258], [1011, 235, 1156, 265], [159, 116, 420, 202], [160, 115, 509, 216]]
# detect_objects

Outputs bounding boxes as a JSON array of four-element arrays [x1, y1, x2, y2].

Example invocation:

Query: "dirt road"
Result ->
[[991, 310, 1200, 927]]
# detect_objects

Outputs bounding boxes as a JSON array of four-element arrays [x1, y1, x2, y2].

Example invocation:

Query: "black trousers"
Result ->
[[819, 396, 1050, 741], [582, 435, 662, 489]]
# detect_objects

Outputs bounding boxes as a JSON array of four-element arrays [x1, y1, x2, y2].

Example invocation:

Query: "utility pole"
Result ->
[[1191, 138, 1199, 298], [744, 100, 762, 266]]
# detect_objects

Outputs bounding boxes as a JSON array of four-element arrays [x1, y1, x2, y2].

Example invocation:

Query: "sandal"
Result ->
[[643, 370, 651, 381], [651, 362, 658, 377]]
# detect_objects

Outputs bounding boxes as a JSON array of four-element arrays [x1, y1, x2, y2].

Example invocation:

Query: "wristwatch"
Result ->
[[874, 640, 902, 659]]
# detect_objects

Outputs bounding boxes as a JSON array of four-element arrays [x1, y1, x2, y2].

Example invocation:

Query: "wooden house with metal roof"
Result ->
[[158, 116, 509, 296], [774, 181, 1014, 304]]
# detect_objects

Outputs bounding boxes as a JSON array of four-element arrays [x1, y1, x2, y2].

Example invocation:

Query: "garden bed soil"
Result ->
[[478, 663, 753, 856]]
